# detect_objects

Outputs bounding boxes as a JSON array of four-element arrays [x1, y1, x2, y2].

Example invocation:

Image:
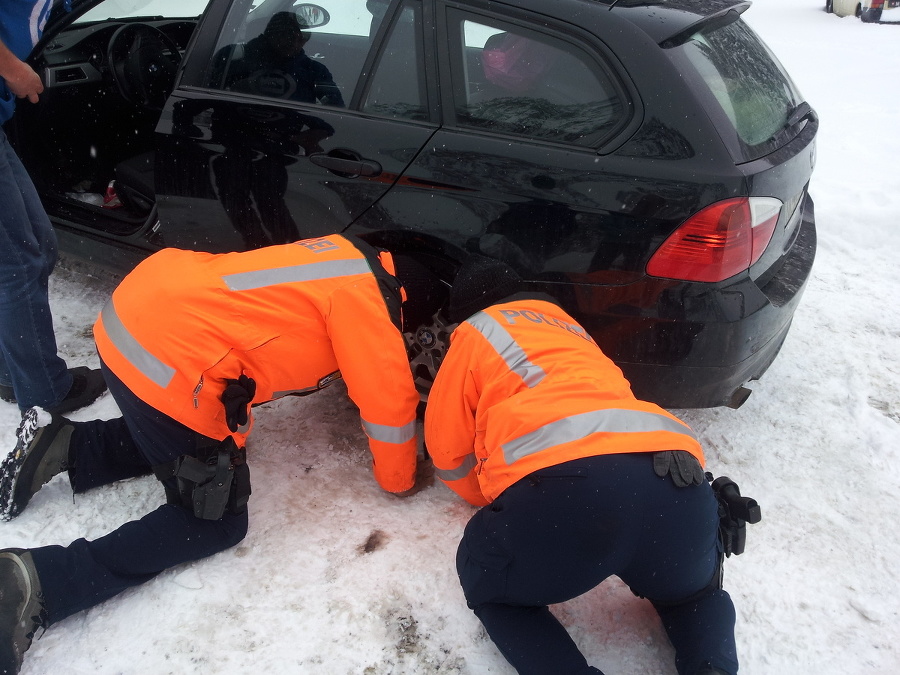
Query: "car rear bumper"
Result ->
[[573, 208, 817, 408], [620, 314, 794, 409]]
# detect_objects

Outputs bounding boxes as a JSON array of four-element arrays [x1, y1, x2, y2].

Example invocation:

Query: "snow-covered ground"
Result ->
[[2, 1, 898, 672]]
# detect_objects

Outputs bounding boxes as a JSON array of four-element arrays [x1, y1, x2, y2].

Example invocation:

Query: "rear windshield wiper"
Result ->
[[767, 102, 817, 148], [787, 101, 815, 127]]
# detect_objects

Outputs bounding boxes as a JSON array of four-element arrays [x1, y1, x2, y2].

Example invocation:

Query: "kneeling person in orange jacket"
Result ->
[[0, 234, 433, 674], [425, 255, 740, 675]]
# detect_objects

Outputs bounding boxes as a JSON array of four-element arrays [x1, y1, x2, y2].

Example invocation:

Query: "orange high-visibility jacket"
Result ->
[[94, 235, 419, 493], [424, 298, 705, 506]]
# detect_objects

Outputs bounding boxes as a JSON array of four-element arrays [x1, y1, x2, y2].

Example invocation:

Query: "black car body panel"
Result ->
[[4, 0, 818, 408], [155, 91, 439, 252]]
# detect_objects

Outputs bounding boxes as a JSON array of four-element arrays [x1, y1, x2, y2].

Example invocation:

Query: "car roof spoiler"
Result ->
[[658, 2, 752, 48], [598, 0, 752, 48]]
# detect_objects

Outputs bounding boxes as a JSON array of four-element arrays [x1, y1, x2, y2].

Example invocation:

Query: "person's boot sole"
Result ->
[[0, 410, 73, 520]]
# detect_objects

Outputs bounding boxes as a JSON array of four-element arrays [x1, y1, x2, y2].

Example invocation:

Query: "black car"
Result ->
[[6, 0, 817, 409]]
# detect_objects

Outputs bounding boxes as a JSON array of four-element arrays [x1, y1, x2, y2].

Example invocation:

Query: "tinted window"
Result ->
[[205, 0, 424, 118], [202, 0, 365, 107], [448, 13, 626, 147], [363, 2, 426, 120], [671, 19, 805, 161]]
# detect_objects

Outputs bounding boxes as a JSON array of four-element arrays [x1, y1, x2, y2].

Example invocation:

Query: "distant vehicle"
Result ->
[[861, 0, 900, 22], [5, 0, 818, 410], [827, 0, 900, 20], [826, 0, 862, 17]]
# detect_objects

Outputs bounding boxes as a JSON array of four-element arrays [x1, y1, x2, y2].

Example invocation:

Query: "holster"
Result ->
[[153, 437, 251, 520], [709, 473, 761, 557]]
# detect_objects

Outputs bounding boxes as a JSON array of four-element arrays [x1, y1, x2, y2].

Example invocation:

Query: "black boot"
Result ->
[[0, 366, 107, 414], [46, 366, 107, 415], [0, 548, 46, 675], [0, 408, 75, 520]]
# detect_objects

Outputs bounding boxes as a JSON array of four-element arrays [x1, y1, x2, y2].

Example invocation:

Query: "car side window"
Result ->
[[362, 1, 426, 120], [206, 0, 382, 108], [449, 14, 625, 146]]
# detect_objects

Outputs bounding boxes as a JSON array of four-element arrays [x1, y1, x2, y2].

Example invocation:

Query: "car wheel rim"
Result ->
[[404, 310, 457, 404]]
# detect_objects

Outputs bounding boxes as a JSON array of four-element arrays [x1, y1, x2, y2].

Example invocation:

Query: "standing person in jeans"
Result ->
[[425, 254, 742, 675], [0, 0, 107, 416]]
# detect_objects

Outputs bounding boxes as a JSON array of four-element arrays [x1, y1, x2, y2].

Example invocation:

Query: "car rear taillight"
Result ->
[[646, 197, 782, 283], [870, 0, 884, 8]]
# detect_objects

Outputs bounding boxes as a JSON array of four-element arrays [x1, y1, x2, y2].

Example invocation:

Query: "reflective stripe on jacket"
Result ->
[[94, 235, 419, 492], [424, 299, 704, 506]]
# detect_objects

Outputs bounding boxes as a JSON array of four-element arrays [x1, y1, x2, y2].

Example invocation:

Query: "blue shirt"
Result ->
[[0, 0, 58, 124]]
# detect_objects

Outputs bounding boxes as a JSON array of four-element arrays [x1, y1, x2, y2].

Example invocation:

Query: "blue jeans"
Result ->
[[29, 361, 249, 624], [457, 453, 739, 675], [0, 127, 71, 410]]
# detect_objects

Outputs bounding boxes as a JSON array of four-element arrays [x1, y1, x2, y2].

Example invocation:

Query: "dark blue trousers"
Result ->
[[29, 361, 248, 625], [457, 453, 738, 675]]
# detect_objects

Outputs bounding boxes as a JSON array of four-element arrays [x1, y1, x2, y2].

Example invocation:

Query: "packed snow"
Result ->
[[1, 0, 898, 672]]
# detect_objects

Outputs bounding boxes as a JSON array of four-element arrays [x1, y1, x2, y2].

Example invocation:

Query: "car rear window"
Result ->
[[667, 18, 806, 162]]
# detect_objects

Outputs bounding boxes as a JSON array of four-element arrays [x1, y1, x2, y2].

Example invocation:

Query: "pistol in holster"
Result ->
[[154, 437, 251, 520], [708, 473, 761, 557]]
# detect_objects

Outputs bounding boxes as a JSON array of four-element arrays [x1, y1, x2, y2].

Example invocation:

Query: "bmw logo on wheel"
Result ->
[[416, 328, 436, 349]]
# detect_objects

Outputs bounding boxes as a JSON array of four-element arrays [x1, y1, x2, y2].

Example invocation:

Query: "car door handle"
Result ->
[[309, 151, 382, 178]]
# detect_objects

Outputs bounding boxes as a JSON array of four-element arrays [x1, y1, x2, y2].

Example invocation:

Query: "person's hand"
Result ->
[[393, 456, 435, 498], [221, 375, 257, 432], [4, 59, 43, 104]]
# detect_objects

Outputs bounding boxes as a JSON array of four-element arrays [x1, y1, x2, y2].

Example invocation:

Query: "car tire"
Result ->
[[405, 302, 456, 413], [405, 308, 457, 418], [860, 7, 881, 21], [389, 251, 457, 414], [825, 0, 833, 13]]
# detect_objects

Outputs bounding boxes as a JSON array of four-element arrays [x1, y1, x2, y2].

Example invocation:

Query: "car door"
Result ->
[[156, 0, 438, 252], [6, 0, 213, 271], [349, 2, 653, 295]]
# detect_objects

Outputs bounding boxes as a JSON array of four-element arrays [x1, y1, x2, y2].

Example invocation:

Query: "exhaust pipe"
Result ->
[[727, 386, 752, 409]]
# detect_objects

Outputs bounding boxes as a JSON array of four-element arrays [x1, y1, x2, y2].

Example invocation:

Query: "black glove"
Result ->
[[653, 450, 704, 488], [221, 375, 257, 432]]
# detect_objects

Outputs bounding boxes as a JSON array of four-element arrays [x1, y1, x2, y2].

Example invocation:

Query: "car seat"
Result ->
[[114, 151, 155, 213]]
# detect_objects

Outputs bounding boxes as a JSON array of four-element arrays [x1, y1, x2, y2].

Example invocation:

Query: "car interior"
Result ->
[[13, 0, 423, 238], [15, 14, 199, 235]]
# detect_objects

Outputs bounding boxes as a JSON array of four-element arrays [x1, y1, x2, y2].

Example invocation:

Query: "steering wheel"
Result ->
[[107, 24, 182, 109]]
